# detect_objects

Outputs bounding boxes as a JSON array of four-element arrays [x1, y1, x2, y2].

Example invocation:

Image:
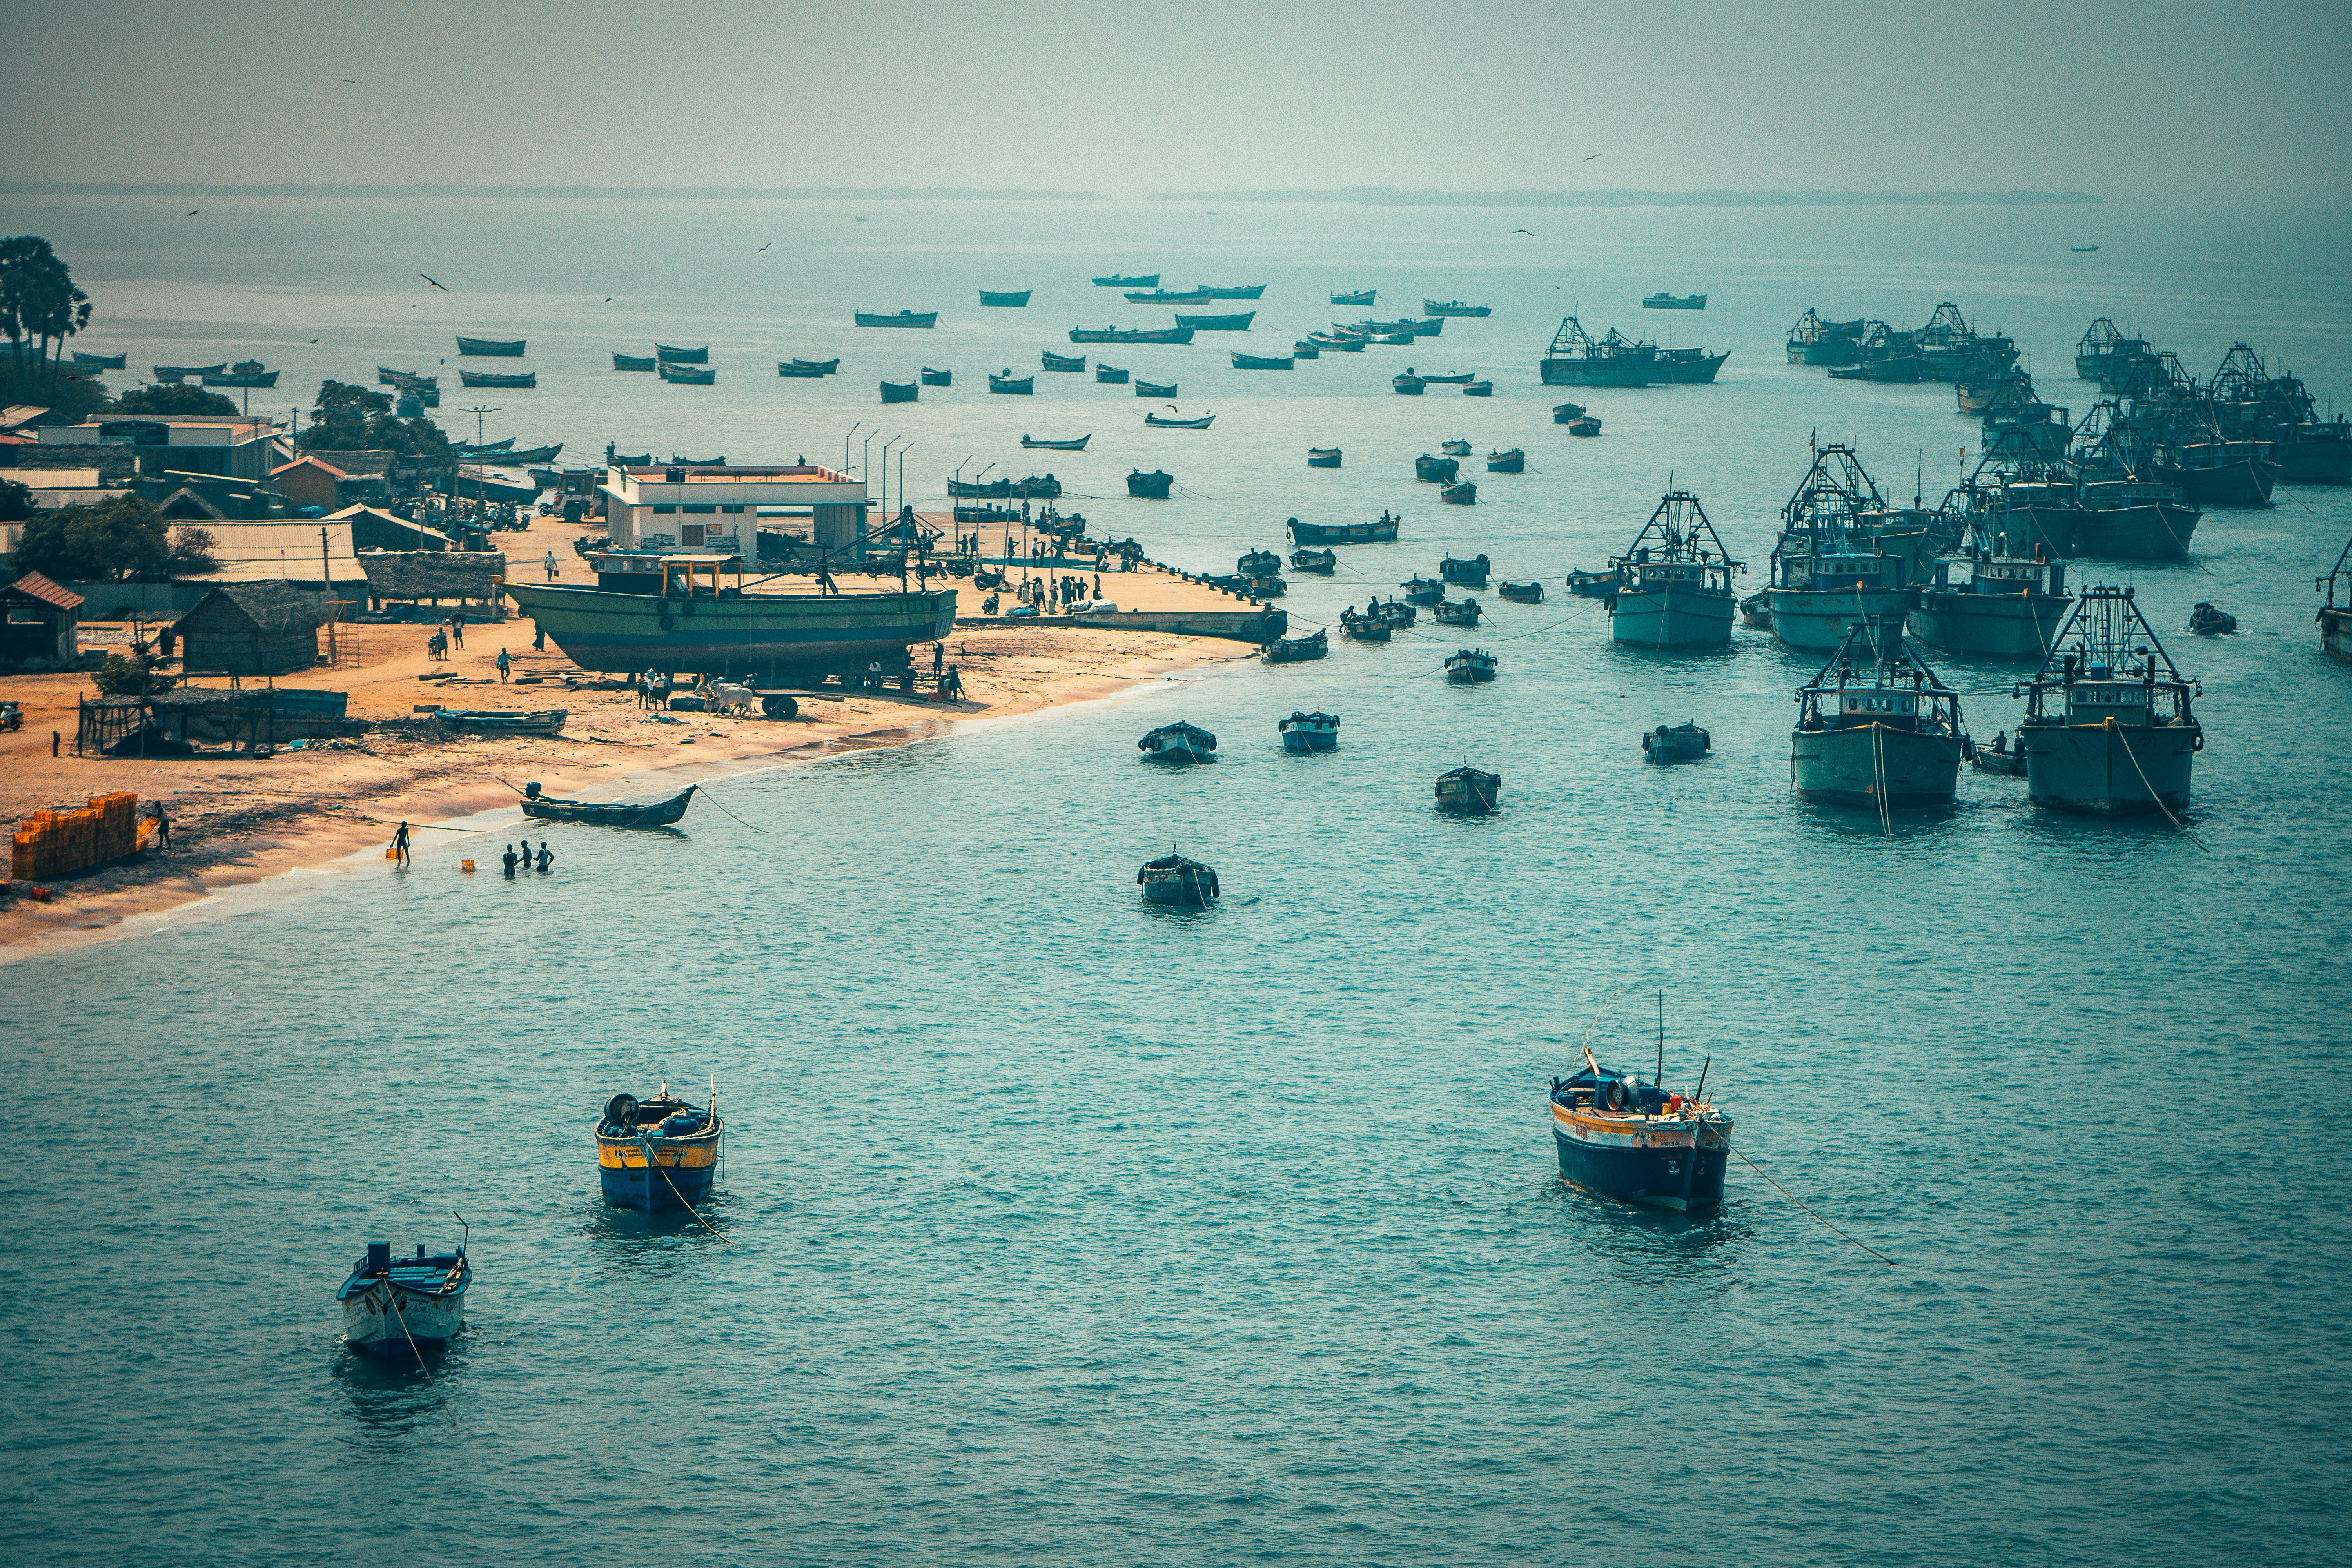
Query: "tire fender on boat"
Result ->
[[658, 615, 675, 631]]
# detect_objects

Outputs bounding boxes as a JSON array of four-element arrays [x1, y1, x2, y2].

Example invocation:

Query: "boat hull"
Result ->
[[342, 1282, 466, 1356], [1280, 729, 1338, 753], [1539, 357, 1659, 387], [2073, 505, 2198, 561], [1766, 587, 1916, 650], [2020, 722, 2195, 815], [1793, 339, 1860, 366], [2006, 503, 2084, 558], [1655, 351, 1729, 383], [597, 1132, 721, 1212], [1609, 585, 1734, 649], [1791, 725, 1963, 807], [505, 582, 956, 679], [1910, 590, 2072, 660], [2163, 458, 2278, 508], [2280, 432, 2351, 485], [1551, 1116, 1727, 1212], [2321, 606, 2352, 662]]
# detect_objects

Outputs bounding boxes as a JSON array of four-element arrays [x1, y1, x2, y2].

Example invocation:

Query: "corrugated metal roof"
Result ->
[[3, 570, 85, 613]]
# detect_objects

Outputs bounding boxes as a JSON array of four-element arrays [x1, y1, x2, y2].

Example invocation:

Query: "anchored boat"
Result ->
[[1289, 512, 1397, 545], [1643, 292, 1707, 310], [1791, 618, 1969, 808], [1289, 547, 1336, 573], [1093, 273, 1159, 288], [1307, 447, 1342, 468], [521, 781, 696, 826], [1138, 852, 1218, 907], [1643, 722, 1712, 763], [1263, 628, 1327, 663], [1341, 608, 1391, 641], [1444, 648, 1497, 682], [857, 310, 938, 328], [1279, 710, 1340, 752], [2014, 586, 2201, 816], [1548, 1025, 1731, 1212], [339, 1234, 470, 1356], [457, 336, 526, 356], [596, 1085, 723, 1212], [1440, 553, 1490, 587], [1911, 548, 2073, 660], [1070, 325, 1194, 344], [1140, 721, 1217, 764], [1787, 309, 1865, 365], [1609, 489, 1742, 649], [1125, 468, 1174, 498], [1763, 445, 1919, 650], [2320, 536, 2352, 662], [1435, 765, 1502, 812], [980, 289, 1032, 307]]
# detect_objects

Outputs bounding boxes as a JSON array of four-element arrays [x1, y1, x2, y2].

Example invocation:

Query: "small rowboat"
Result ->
[[1138, 852, 1218, 906], [1486, 448, 1524, 472], [1462, 380, 1493, 396], [1444, 648, 1498, 683], [1261, 628, 1327, 663], [461, 370, 539, 388], [1096, 364, 1129, 383], [1289, 512, 1397, 545], [1022, 434, 1091, 450], [1232, 352, 1293, 369], [153, 363, 227, 380], [614, 353, 657, 371], [1331, 289, 1376, 306], [1394, 375, 1426, 394], [72, 350, 127, 369], [523, 782, 695, 826], [1070, 325, 1195, 344], [1126, 469, 1174, 498], [1145, 412, 1214, 428], [1307, 448, 1342, 468], [1093, 273, 1160, 287], [1290, 547, 1337, 573], [1198, 283, 1267, 299], [1135, 379, 1178, 397], [457, 336, 526, 356], [921, 367, 952, 385], [1440, 438, 1473, 456], [1424, 300, 1492, 317], [1128, 289, 1214, 304], [1414, 454, 1459, 482], [339, 1238, 469, 1356], [1441, 481, 1478, 505], [1434, 597, 1482, 626], [1341, 610, 1392, 641], [778, 362, 828, 377], [1042, 350, 1085, 372], [1435, 764, 1502, 811], [789, 358, 840, 374], [856, 310, 938, 328], [1174, 312, 1255, 330], [1568, 416, 1602, 437], [1292, 340, 1321, 359], [881, 380, 919, 403], [989, 372, 1035, 394], [1642, 722, 1712, 763], [655, 345, 708, 363], [657, 363, 711, 385], [1552, 401, 1588, 423], [1498, 580, 1544, 603], [203, 368, 279, 387], [980, 289, 1033, 307], [1307, 333, 1367, 352], [1421, 372, 1477, 386], [434, 708, 566, 734]]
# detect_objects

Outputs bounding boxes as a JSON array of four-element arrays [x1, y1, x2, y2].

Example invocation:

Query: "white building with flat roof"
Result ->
[[601, 463, 869, 556]]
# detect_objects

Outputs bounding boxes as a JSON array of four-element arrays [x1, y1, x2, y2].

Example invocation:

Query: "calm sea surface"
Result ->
[[5, 195, 2350, 1565]]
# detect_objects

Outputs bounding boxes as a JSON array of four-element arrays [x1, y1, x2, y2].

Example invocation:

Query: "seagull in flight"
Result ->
[[1581, 153, 1602, 162], [1512, 229, 1532, 235], [186, 209, 200, 216], [757, 242, 772, 252], [420, 273, 450, 292]]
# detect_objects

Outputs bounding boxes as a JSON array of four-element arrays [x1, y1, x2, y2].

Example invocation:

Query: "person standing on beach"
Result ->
[[496, 648, 512, 682], [533, 622, 545, 652], [451, 614, 465, 650], [152, 801, 171, 849], [544, 550, 559, 581], [392, 822, 410, 864]]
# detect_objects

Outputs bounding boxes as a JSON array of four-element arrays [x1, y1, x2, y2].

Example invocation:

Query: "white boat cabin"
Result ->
[[1934, 555, 2066, 596], [2062, 679, 2155, 726], [1776, 550, 1902, 591]]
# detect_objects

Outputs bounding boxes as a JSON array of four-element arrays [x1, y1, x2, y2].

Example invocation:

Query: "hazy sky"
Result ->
[[5, 0, 2347, 204]]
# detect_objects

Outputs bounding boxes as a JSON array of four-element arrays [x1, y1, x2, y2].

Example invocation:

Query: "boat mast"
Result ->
[[1655, 990, 1664, 1090]]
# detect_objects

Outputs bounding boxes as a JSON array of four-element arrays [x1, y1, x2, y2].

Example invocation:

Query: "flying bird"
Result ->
[[1581, 153, 1602, 162], [420, 273, 450, 292], [757, 242, 772, 252], [1512, 229, 1532, 235], [187, 209, 200, 216]]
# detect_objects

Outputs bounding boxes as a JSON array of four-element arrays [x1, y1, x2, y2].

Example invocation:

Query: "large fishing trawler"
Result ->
[[1608, 488, 1742, 648], [1759, 445, 1919, 650], [2321, 536, 2352, 663], [2013, 586, 2201, 815], [1791, 617, 1969, 807]]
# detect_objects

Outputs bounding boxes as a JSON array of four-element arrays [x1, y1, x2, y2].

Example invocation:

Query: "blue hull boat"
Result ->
[[1548, 1051, 1732, 1213], [595, 1087, 724, 1212]]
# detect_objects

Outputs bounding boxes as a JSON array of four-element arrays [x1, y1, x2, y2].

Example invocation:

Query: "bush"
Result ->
[[110, 383, 239, 417], [94, 650, 173, 697], [12, 494, 174, 580]]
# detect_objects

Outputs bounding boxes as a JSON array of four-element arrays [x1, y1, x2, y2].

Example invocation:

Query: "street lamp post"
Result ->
[[842, 421, 862, 478]]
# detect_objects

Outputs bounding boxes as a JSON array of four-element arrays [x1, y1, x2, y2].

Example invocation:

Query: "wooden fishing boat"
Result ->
[[1135, 379, 1178, 397], [1379, 333, 1417, 345], [1372, 597, 1416, 627], [1439, 438, 1473, 456], [1261, 628, 1327, 663], [1441, 553, 1490, 586], [1497, 580, 1543, 603], [1096, 363, 1129, 383], [1232, 351, 1293, 369], [1289, 512, 1397, 545], [1444, 648, 1498, 682], [596, 1086, 723, 1212], [1139, 721, 1218, 764], [457, 336, 526, 356], [778, 362, 828, 377], [1331, 289, 1376, 306], [1070, 325, 1195, 344], [1278, 710, 1341, 751], [1289, 547, 1337, 573], [1463, 380, 1493, 396], [607, 452, 652, 466], [1403, 575, 1446, 605], [153, 363, 226, 380], [379, 366, 438, 386], [1642, 293, 1708, 310], [1971, 741, 2028, 777], [1093, 273, 1160, 288], [2188, 601, 2237, 636], [432, 707, 566, 734], [1126, 468, 1174, 499], [1127, 289, 1214, 305], [1307, 448, 1342, 468], [339, 1236, 469, 1356], [1394, 375, 1427, 395], [790, 358, 841, 374], [501, 443, 563, 464], [880, 379, 919, 403], [1022, 434, 1090, 451], [1435, 764, 1502, 811], [656, 363, 711, 385], [1238, 548, 1283, 575], [1341, 609, 1392, 641], [1569, 416, 1602, 436], [989, 372, 1035, 394], [1642, 722, 1711, 764], [1198, 283, 1267, 299], [1566, 567, 1621, 598], [1415, 455, 1459, 482], [452, 438, 516, 454], [614, 353, 657, 371], [1145, 412, 1214, 428], [1551, 401, 1587, 423], [1349, 318, 1436, 337], [980, 289, 1033, 307], [1424, 300, 1492, 317], [921, 367, 952, 385], [461, 370, 539, 388], [655, 345, 708, 363], [948, 477, 1011, 498], [1434, 597, 1481, 626], [1420, 373, 1477, 387], [1174, 312, 1256, 331], [1137, 851, 1218, 906], [1040, 350, 1085, 373], [1486, 448, 1524, 473], [1548, 1038, 1732, 1211], [71, 350, 127, 369], [856, 310, 938, 328], [522, 781, 695, 826], [1307, 333, 1367, 352], [1292, 341, 1321, 359], [203, 368, 279, 387]]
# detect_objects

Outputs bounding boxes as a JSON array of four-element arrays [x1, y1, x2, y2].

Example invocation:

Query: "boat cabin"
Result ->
[[592, 550, 745, 595], [1777, 549, 1901, 591], [1934, 555, 2066, 597], [2062, 679, 2155, 726]]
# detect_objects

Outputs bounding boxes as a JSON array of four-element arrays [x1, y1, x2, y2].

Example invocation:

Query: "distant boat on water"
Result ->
[[1289, 512, 1396, 545], [1232, 351, 1293, 369], [1139, 722, 1217, 765], [1022, 434, 1090, 450], [596, 1085, 723, 1212], [1137, 851, 1218, 907], [1093, 273, 1159, 288], [1096, 363, 1129, 383], [2071, 245, 2100, 252], [1042, 350, 1085, 372], [1175, 312, 1255, 331], [1070, 325, 1194, 344], [203, 367, 278, 387], [71, 350, 126, 369], [1331, 289, 1376, 306], [457, 336, 526, 356], [1424, 300, 1491, 317], [989, 371, 1034, 394], [614, 353, 656, 371], [1197, 283, 1267, 299], [655, 345, 708, 363], [1435, 765, 1502, 811], [460, 369, 538, 388], [1642, 293, 1707, 310], [1307, 447, 1342, 468], [1126, 468, 1174, 498], [1128, 289, 1214, 305], [1135, 379, 1178, 397], [1278, 710, 1340, 751], [153, 363, 226, 381], [656, 363, 710, 385], [1145, 412, 1214, 428], [856, 310, 938, 328], [880, 379, 918, 403], [921, 367, 952, 385], [980, 289, 1033, 307]]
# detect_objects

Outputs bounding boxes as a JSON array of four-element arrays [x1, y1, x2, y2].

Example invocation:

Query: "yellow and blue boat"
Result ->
[[1548, 1040, 1732, 1213], [596, 1085, 723, 1212]]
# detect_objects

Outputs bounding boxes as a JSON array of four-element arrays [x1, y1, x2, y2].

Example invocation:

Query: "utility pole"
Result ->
[[464, 405, 499, 447], [843, 421, 862, 478]]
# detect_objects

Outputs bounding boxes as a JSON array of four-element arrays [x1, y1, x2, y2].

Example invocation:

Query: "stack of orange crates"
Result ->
[[10, 792, 139, 880]]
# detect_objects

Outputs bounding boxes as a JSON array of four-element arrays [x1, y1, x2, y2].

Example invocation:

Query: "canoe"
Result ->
[[1092, 274, 1159, 287], [434, 708, 566, 735], [1126, 469, 1174, 498], [1042, 351, 1086, 372], [153, 363, 226, 380], [523, 783, 693, 826], [1174, 312, 1255, 331], [988, 373, 1034, 394], [791, 358, 841, 374], [657, 363, 712, 385], [615, 353, 657, 371], [1070, 325, 1194, 344], [655, 345, 708, 363], [1232, 352, 1293, 369], [1127, 289, 1214, 304], [980, 289, 1033, 307], [457, 337, 525, 356], [1022, 434, 1091, 450], [856, 310, 938, 328], [881, 380, 918, 403], [1145, 412, 1214, 428], [1197, 284, 1267, 299], [1331, 290, 1376, 306], [921, 367, 952, 385], [1307, 448, 1342, 468], [1136, 379, 1178, 397], [460, 370, 539, 387], [1097, 364, 1130, 383], [72, 351, 127, 369]]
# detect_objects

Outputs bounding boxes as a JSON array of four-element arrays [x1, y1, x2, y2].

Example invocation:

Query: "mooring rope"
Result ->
[[643, 1134, 733, 1245], [1733, 1147, 1900, 1268], [2109, 719, 2209, 850]]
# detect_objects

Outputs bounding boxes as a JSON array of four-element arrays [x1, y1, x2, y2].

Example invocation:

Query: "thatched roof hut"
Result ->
[[174, 581, 330, 675], [358, 550, 506, 606]]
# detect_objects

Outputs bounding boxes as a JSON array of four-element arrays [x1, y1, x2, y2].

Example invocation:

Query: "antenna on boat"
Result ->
[[452, 1211, 470, 1257], [1656, 990, 1665, 1087]]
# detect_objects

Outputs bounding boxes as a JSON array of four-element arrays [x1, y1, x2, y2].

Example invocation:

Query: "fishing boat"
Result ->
[[1307, 333, 1368, 352], [379, 367, 438, 386], [789, 358, 841, 374], [1422, 376, 1478, 391], [506, 555, 956, 683], [1441, 482, 1477, 505], [1022, 434, 1090, 451], [203, 368, 279, 387], [1434, 765, 1502, 811], [2188, 601, 2237, 636], [655, 345, 708, 364], [1332, 289, 1377, 306], [947, 477, 1012, 498], [1642, 722, 1711, 763], [989, 372, 1035, 394], [462, 370, 539, 388], [1307, 448, 1342, 468], [1642, 293, 1707, 310], [595, 1085, 723, 1212], [1289, 547, 1337, 573], [1415, 455, 1459, 483], [1041, 350, 1085, 373], [2318, 536, 2352, 661], [1486, 448, 1524, 473], [1232, 351, 1293, 369], [1126, 468, 1174, 499], [1135, 379, 1178, 397], [1433, 598, 1481, 626], [1238, 548, 1283, 575], [457, 336, 526, 356], [921, 367, 953, 386], [1497, 580, 1543, 603], [1097, 363, 1129, 383], [615, 353, 657, 371], [1403, 575, 1446, 604], [1341, 609, 1391, 641], [1551, 401, 1586, 423], [2015, 586, 2200, 816], [432, 707, 566, 734], [1278, 710, 1340, 751], [606, 452, 652, 467], [2072, 475, 2199, 560], [2073, 245, 2099, 252], [1463, 381, 1493, 396], [71, 350, 127, 369], [1137, 851, 1218, 906], [1139, 721, 1217, 764], [777, 362, 827, 377], [1145, 412, 1214, 428], [1128, 289, 1214, 304], [1910, 550, 2072, 660], [500, 444, 564, 464], [1292, 341, 1320, 359], [980, 289, 1033, 307], [1540, 316, 1666, 387], [1439, 438, 1474, 456], [339, 1235, 470, 1356], [1566, 567, 1621, 598], [1289, 512, 1398, 545], [1372, 597, 1416, 627], [1394, 374, 1426, 395], [1608, 489, 1742, 649], [1174, 312, 1256, 331], [1070, 325, 1195, 344], [1764, 445, 1919, 650], [857, 310, 938, 328], [1198, 283, 1267, 299], [656, 363, 710, 385], [1971, 737, 2028, 777], [1093, 273, 1160, 288], [2158, 440, 2279, 508], [1786, 309, 1864, 366], [152, 363, 226, 381], [1441, 553, 1490, 587], [1655, 347, 1730, 383], [2073, 318, 2147, 382], [1445, 648, 1497, 682], [1548, 1028, 1731, 1212], [1424, 300, 1492, 317], [1262, 628, 1327, 663], [1791, 618, 1969, 808], [880, 379, 918, 403], [521, 781, 695, 826]]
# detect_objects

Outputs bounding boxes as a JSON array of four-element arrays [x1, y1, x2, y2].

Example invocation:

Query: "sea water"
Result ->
[[4, 193, 2350, 1565]]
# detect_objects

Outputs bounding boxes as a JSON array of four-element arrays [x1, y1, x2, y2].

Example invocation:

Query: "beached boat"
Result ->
[[1126, 468, 1174, 499], [1332, 290, 1376, 306], [1040, 351, 1085, 374], [1139, 721, 1217, 765], [339, 1236, 470, 1356], [1485, 448, 1524, 474], [980, 289, 1033, 307], [1070, 325, 1195, 344], [1341, 609, 1391, 641], [857, 310, 938, 328], [203, 368, 279, 387], [596, 1086, 723, 1212], [1497, 580, 1543, 603], [461, 370, 539, 388], [880, 380, 918, 403], [1145, 412, 1214, 428], [1445, 648, 1497, 683], [1094, 273, 1159, 288], [1262, 628, 1327, 663], [1910, 550, 2072, 660], [1136, 379, 1178, 397], [152, 363, 227, 381], [1290, 512, 1397, 545], [1441, 482, 1477, 505], [1643, 293, 1707, 310], [1791, 618, 1969, 808], [521, 781, 695, 826], [71, 350, 127, 369], [1232, 351, 1292, 369], [1278, 710, 1340, 751], [2016, 586, 2201, 816], [1424, 300, 1492, 317], [1289, 547, 1336, 573], [1435, 764, 1502, 811], [432, 707, 566, 734], [1548, 1034, 1732, 1211], [457, 336, 526, 356], [614, 353, 657, 371], [1643, 722, 1711, 763], [921, 367, 952, 386], [989, 372, 1035, 394], [1415, 455, 1458, 483], [1764, 445, 1918, 650], [656, 363, 711, 385], [1022, 434, 1090, 451], [1609, 489, 1742, 650], [1137, 851, 1218, 906], [1307, 448, 1342, 468], [1175, 312, 1255, 331], [1434, 598, 1481, 627], [655, 345, 708, 363]]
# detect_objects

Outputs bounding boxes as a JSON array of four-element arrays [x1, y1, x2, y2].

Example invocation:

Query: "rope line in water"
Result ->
[[2109, 720, 2209, 850], [643, 1135, 734, 1244], [1734, 1148, 1900, 1269]]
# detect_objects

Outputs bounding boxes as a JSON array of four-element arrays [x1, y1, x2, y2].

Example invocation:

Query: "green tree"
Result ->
[[10, 493, 188, 581], [0, 477, 33, 524], [0, 236, 91, 376], [299, 379, 453, 461], [168, 524, 221, 575], [110, 383, 240, 417]]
